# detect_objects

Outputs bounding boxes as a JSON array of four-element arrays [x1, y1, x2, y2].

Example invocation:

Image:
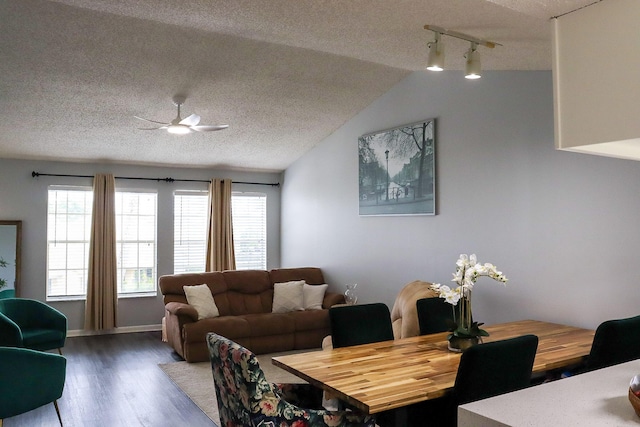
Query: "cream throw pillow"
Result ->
[[184, 284, 220, 320], [303, 283, 328, 310], [272, 280, 305, 313]]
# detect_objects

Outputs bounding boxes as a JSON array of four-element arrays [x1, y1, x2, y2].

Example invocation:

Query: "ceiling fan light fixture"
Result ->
[[426, 32, 445, 71], [465, 42, 482, 79], [135, 95, 229, 134], [167, 124, 192, 135]]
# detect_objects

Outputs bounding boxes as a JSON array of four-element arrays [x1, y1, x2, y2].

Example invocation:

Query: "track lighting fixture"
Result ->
[[465, 42, 481, 79], [424, 25, 501, 80], [426, 32, 445, 71]]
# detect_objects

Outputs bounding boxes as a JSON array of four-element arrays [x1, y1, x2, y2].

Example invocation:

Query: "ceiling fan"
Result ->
[[134, 95, 229, 135]]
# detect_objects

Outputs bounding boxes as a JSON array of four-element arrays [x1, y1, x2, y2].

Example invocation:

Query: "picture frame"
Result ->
[[358, 119, 436, 216], [0, 220, 21, 298]]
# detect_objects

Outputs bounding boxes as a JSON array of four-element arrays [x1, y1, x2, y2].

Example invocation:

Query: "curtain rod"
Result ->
[[31, 171, 280, 187]]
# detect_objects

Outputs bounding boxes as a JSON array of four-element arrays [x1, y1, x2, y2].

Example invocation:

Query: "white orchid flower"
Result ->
[[469, 254, 477, 265], [443, 287, 461, 305], [438, 284, 452, 294], [452, 270, 464, 285], [456, 254, 469, 268]]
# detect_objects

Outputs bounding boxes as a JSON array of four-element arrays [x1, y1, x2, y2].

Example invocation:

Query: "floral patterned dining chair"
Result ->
[[207, 332, 377, 427]]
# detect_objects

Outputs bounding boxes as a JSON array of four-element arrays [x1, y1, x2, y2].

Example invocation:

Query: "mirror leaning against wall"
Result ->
[[0, 220, 21, 299]]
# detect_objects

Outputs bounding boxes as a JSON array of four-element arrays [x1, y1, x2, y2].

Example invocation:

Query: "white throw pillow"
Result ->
[[303, 283, 328, 310], [272, 280, 305, 313], [184, 284, 220, 320]]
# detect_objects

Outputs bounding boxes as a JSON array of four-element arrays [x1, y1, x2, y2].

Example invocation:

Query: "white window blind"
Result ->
[[174, 191, 208, 274], [232, 193, 267, 270], [173, 191, 267, 272], [115, 191, 157, 295]]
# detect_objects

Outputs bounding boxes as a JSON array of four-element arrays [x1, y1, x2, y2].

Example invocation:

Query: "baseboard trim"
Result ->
[[67, 324, 162, 337]]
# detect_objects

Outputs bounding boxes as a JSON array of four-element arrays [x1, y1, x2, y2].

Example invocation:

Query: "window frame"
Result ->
[[172, 190, 268, 273], [173, 190, 209, 275], [46, 186, 158, 301], [114, 189, 158, 298]]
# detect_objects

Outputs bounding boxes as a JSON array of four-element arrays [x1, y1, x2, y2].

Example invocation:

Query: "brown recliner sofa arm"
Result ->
[[322, 292, 345, 309], [165, 301, 199, 321], [164, 302, 199, 359]]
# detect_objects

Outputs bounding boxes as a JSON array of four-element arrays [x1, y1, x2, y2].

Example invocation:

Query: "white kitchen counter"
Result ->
[[458, 360, 640, 426]]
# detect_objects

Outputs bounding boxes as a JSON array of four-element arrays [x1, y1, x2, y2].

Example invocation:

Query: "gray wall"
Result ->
[[0, 158, 281, 332], [281, 70, 640, 330]]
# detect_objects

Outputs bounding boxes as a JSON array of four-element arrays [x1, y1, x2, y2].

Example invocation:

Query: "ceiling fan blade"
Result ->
[[134, 116, 170, 125], [138, 126, 168, 130], [191, 124, 229, 132], [179, 113, 200, 126]]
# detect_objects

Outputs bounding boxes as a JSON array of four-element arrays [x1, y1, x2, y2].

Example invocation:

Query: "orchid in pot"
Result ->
[[431, 254, 508, 352]]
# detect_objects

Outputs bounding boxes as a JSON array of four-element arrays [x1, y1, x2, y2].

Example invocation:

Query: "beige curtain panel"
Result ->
[[85, 173, 118, 330], [206, 178, 236, 272]]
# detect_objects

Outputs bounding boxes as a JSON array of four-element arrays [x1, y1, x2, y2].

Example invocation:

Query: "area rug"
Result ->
[[159, 349, 310, 426]]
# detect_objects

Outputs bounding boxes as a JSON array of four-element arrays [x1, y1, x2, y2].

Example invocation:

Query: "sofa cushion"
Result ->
[[220, 270, 273, 315], [272, 281, 305, 313], [184, 284, 220, 320], [270, 267, 325, 285], [287, 309, 330, 332], [183, 316, 251, 345], [160, 272, 227, 305], [244, 313, 296, 336], [303, 284, 328, 310]]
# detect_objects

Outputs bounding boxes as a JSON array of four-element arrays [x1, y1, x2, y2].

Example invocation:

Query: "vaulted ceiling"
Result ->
[[0, 0, 594, 172]]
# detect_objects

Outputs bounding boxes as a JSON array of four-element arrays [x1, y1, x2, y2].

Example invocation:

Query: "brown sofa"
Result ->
[[159, 267, 345, 362]]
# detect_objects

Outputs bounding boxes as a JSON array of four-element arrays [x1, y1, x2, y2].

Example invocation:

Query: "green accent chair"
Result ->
[[0, 346, 66, 426], [0, 289, 15, 300], [0, 298, 67, 353], [587, 314, 640, 371], [408, 334, 539, 427], [416, 297, 455, 335], [206, 333, 376, 427], [329, 303, 394, 348]]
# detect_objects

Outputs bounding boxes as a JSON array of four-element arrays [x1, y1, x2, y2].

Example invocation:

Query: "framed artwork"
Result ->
[[358, 119, 435, 216]]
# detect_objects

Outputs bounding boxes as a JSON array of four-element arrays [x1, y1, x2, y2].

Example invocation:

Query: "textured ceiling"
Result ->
[[0, 0, 594, 172]]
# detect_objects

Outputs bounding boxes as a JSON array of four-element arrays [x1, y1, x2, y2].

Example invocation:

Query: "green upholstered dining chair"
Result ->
[[329, 303, 394, 348], [586, 314, 640, 371], [0, 298, 67, 353], [407, 334, 539, 427], [416, 297, 454, 335], [206, 333, 376, 427], [0, 346, 67, 426]]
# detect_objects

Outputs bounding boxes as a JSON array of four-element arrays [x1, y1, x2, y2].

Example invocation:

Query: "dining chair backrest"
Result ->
[[587, 314, 640, 371], [390, 280, 438, 339], [329, 303, 394, 348], [416, 297, 454, 335], [453, 334, 539, 406], [206, 332, 376, 427]]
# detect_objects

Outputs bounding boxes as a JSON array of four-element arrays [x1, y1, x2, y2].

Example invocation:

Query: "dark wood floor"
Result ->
[[4, 331, 217, 427]]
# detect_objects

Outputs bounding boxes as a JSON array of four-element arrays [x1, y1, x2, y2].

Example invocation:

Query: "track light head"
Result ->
[[426, 32, 445, 71], [424, 25, 499, 80], [465, 42, 481, 79]]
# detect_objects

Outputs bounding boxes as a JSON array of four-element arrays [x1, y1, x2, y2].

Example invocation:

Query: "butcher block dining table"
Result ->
[[272, 319, 595, 415]]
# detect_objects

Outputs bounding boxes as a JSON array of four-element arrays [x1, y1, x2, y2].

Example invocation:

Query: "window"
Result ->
[[47, 187, 157, 299], [47, 187, 93, 298], [173, 191, 267, 272], [115, 191, 157, 295], [174, 191, 208, 274], [232, 193, 267, 270]]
